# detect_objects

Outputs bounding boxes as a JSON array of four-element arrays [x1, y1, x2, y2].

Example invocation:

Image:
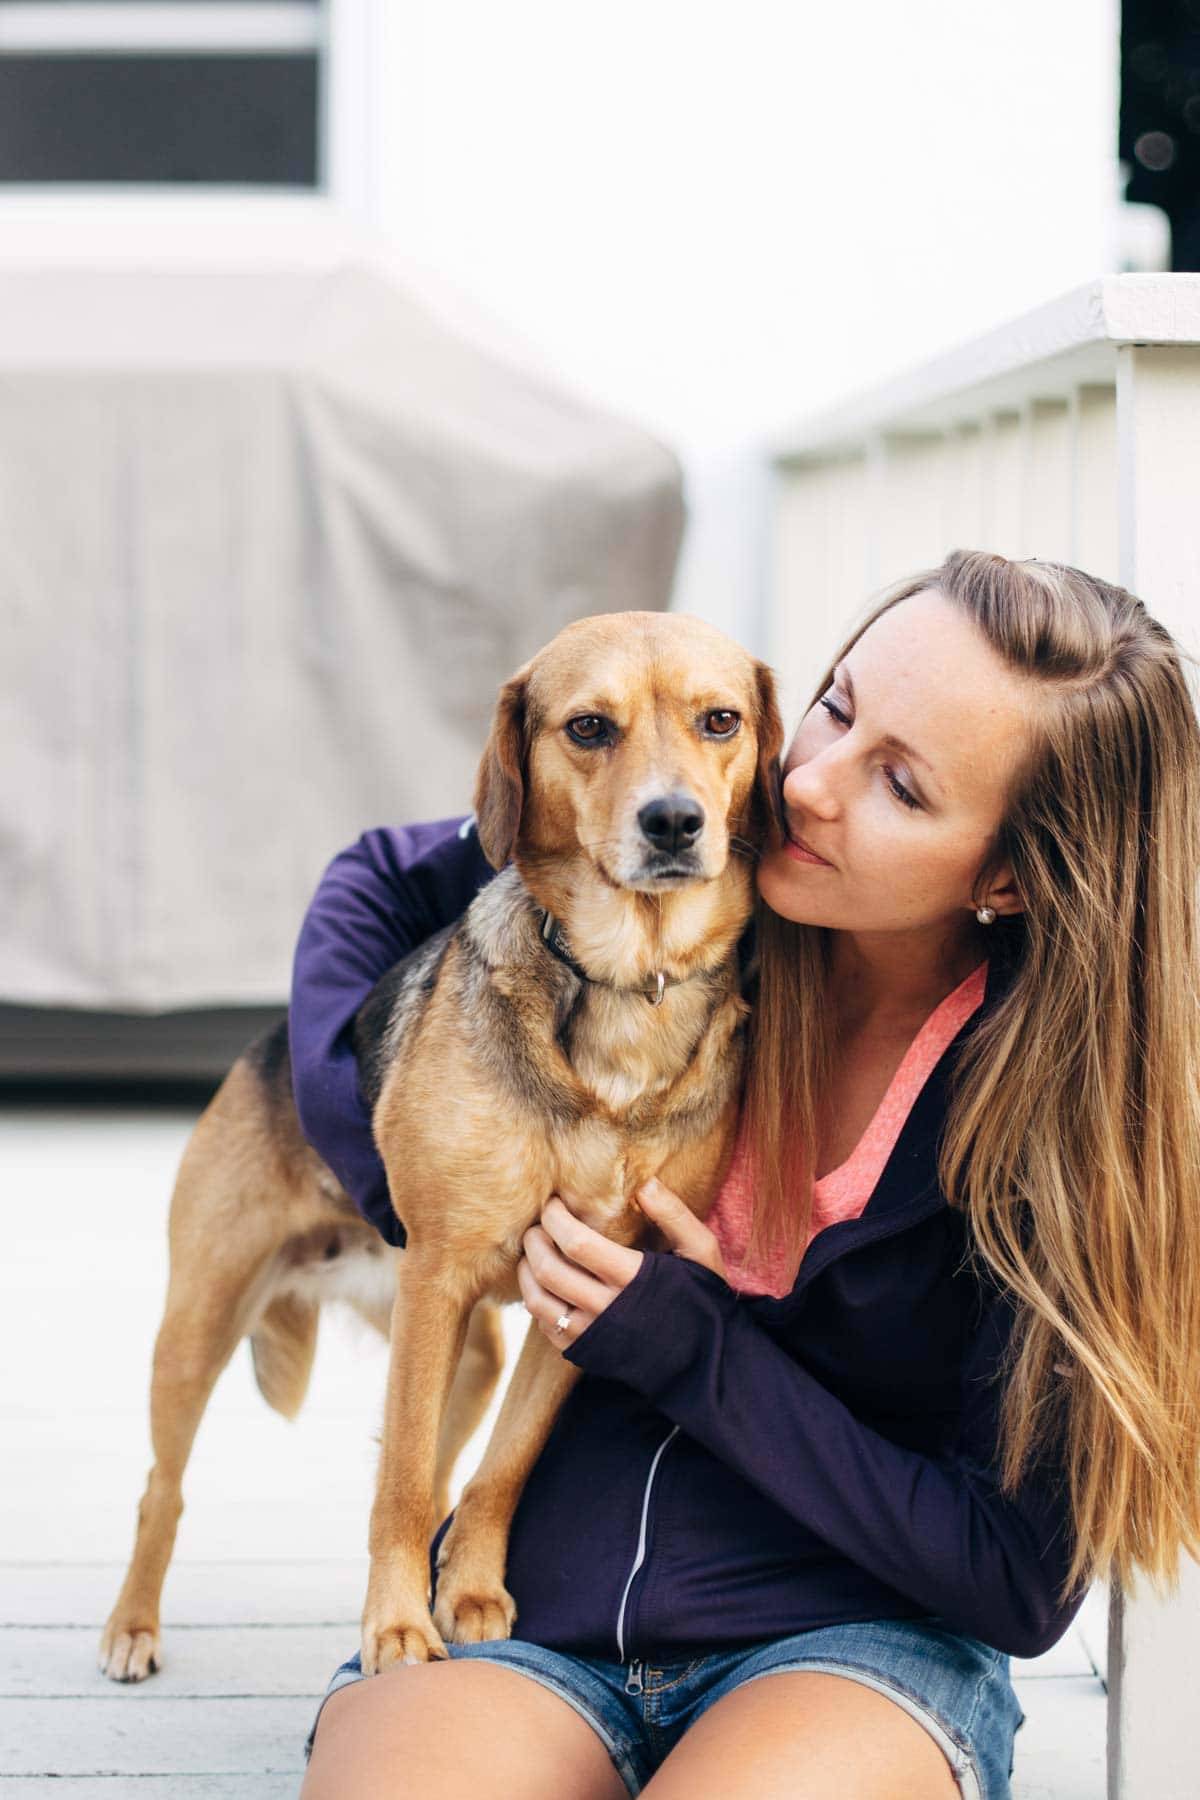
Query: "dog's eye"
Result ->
[[703, 710, 741, 739], [566, 715, 611, 746]]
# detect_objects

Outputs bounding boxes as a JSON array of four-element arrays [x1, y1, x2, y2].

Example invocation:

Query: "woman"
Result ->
[[294, 552, 1200, 1799]]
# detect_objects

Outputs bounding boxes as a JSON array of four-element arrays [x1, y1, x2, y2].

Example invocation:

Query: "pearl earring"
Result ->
[[976, 906, 997, 925]]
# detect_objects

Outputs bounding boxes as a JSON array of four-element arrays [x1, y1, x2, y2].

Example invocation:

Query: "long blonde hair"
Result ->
[[743, 549, 1200, 1607]]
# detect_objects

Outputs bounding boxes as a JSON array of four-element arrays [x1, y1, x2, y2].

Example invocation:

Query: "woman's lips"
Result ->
[[783, 829, 834, 867]]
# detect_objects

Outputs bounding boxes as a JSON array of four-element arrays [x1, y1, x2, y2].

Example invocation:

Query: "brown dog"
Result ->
[[358, 610, 781, 1668], [99, 609, 780, 1684], [98, 1073, 508, 1683]]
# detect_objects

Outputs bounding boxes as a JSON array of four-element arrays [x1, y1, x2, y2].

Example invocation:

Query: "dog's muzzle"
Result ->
[[631, 791, 707, 883], [638, 793, 705, 855]]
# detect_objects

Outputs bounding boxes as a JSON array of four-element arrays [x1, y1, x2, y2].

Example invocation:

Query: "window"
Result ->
[[0, 3, 322, 186]]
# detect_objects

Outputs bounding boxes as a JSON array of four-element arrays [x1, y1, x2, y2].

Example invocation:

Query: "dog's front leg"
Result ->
[[362, 1248, 475, 1672], [433, 1319, 580, 1645]]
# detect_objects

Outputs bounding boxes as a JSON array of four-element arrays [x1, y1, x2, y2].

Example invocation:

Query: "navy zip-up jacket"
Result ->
[[289, 817, 1087, 1662]]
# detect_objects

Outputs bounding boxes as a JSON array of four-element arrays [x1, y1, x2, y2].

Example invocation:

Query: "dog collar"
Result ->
[[539, 910, 686, 1006]]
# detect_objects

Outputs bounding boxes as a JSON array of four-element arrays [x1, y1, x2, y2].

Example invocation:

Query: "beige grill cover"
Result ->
[[0, 201, 684, 1011]]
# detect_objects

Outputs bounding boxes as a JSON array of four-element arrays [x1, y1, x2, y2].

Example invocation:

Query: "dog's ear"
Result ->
[[750, 660, 786, 848], [474, 673, 529, 869]]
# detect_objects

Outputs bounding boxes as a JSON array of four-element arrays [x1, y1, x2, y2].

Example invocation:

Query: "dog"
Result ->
[[99, 609, 781, 1684]]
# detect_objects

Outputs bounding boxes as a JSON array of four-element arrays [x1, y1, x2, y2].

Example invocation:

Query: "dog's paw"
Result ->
[[361, 1557, 448, 1673], [362, 1616, 449, 1672], [99, 1617, 161, 1683], [433, 1579, 517, 1644], [433, 1528, 517, 1643]]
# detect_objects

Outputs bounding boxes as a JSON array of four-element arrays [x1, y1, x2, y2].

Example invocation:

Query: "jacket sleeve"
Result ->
[[288, 815, 497, 1245], [565, 1251, 1086, 1659]]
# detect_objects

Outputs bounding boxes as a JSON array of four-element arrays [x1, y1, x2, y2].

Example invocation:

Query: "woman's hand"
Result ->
[[518, 1177, 728, 1350]]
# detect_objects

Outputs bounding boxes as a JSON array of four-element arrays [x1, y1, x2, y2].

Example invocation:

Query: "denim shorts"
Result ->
[[305, 1615, 1026, 1798]]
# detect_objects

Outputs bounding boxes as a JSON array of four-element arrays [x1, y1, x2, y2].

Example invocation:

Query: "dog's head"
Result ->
[[474, 612, 783, 891]]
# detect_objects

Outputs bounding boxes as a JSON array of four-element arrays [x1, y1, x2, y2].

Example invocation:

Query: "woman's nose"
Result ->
[[782, 757, 841, 820]]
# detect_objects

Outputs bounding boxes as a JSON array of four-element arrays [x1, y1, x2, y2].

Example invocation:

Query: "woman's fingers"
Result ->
[[635, 1177, 727, 1279], [516, 1250, 598, 1346], [521, 1222, 613, 1314], [516, 1255, 583, 1343], [519, 1198, 647, 1347], [540, 1185, 725, 1281], [539, 1197, 643, 1287], [519, 1179, 727, 1347]]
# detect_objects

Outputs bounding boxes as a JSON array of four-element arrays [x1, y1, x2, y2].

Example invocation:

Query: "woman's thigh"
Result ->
[[642, 1670, 960, 1800], [301, 1660, 628, 1800]]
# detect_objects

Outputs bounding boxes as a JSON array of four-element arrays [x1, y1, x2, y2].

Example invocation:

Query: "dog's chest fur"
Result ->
[[462, 869, 745, 1132], [362, 868, 748, 1298]]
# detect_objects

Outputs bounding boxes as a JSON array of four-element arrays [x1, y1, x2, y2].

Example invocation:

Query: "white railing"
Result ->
[[766, 274, 1200, 725], [767, 273, 1200, 1800]]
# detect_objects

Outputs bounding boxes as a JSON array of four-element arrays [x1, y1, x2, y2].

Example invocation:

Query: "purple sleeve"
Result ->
[[287, 816, 496, 1244], [566, 1253, 1085, 1658]]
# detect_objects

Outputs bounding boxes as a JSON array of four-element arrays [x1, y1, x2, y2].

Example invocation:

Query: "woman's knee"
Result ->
[[643, 1671, 960, 1800], [302, 1659, 626, 1800]]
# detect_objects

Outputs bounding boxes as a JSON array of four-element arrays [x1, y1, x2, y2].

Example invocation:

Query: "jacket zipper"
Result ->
[[609, 1196, 950, 1663], [615, 1424, 679, 1661]]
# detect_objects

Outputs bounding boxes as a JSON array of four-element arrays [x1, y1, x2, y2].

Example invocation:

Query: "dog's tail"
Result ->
[[249, 1294, 319, 1419]]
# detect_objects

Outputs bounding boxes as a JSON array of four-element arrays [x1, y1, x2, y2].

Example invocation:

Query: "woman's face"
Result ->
[[757, 589, 1034, 938]]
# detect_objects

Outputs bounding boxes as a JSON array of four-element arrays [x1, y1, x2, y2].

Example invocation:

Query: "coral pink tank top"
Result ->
[[709, 961, 988, 1300]]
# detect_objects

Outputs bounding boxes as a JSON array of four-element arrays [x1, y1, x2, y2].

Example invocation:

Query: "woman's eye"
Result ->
[[566, 715, 610, 745], [819, 696, 919, 810], [703, 710, 741, 738], [884, 769, 920, 810]]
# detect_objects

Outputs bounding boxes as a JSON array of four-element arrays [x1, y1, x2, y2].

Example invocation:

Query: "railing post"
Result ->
[[1108, 339, 1200, 1800], [1117, 344, 1200, 664]]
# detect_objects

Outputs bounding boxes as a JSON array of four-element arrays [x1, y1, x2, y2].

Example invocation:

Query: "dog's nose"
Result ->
[[638, 793, 705, 853]]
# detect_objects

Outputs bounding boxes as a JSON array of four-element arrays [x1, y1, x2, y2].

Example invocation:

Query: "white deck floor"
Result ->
[[1, 1097, 1108, 1797]]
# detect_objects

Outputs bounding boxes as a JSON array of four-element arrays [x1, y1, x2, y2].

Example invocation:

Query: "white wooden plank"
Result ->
[[983, 410, 1023, 555], [0, 1781, 299, 1799], [1024, 398, 1073, 564], [0, 1562, 367, 1627], [1011, 1675, 1107, 1800], [875, 431, 950, 578], [1070, 385, 1117, 582], [0, 1625, 353, 1698], [0, 1697, 310, 1778], [942, 423, 984, 551]]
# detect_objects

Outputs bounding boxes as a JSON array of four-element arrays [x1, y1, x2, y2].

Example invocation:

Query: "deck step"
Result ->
[[0, 1562, 366, 1629], [0, 1782, 300, 1798], [0, 1696, 312, 1780], [0, 1624, 352, 1699], [1011, 1675, 1108, 1798]]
